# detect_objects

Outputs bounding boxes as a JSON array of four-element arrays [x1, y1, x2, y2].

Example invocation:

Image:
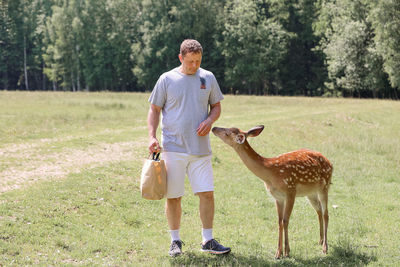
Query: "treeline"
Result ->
[[0, 0, 399, 98]]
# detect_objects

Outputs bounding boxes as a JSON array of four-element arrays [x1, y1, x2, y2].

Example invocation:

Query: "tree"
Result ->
[[370, 0, 400, 98], [43, 1, 76, 90], [278, 0, 327, 96], [0, 0, 54, 90], [0, 0, 13, 89], [132, 0, 225, 91], [222, 0, 291, 95], [315, 0, 387, 98], [0, 0, 24, 90], [105, 0, 140, 91], [42, 0, 140, 91]]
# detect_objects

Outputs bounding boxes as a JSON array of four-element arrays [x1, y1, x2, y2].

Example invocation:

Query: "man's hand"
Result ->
[[197, 102, 221, 136], [147, 104, 162, 153], [197, 117, 213, 136], [148, 137, 161, 153]]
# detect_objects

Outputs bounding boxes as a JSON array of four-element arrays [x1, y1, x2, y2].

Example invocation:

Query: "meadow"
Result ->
[[0, 91, 399, 266]]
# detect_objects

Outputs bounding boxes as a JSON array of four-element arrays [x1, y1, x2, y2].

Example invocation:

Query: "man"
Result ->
[[147, 39, 230, 257]]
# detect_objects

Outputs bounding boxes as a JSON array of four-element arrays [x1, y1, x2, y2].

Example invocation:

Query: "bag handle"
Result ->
[[152, 152, 161, 161]]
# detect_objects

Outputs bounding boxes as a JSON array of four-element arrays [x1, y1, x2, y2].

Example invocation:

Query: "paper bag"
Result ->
[[140, 153, 167, 200]]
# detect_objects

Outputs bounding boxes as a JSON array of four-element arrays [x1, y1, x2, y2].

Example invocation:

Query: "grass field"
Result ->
[[1, 91, 399, 266]]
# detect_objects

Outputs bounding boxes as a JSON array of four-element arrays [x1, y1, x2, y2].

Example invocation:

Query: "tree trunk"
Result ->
[[4, 66, 8, 90], [23, 35, 29, 90], [52, 69, 57, 91], [63, 74, 67, 91], [71, 72, 76, 92], [76, 45, 81, 91], [42, 62, 46, 90], [393, 88, 399, 100]]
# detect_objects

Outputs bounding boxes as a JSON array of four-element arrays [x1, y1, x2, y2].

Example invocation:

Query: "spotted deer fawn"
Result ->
[[212, 125, 333, 258]]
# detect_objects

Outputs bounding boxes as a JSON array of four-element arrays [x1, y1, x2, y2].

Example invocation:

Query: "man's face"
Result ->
[[179, 52, 202, 75]]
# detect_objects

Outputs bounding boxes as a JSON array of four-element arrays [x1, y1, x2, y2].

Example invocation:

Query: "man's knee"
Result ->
[[167, 197, 182, 206], [197, 191, 214, 201]]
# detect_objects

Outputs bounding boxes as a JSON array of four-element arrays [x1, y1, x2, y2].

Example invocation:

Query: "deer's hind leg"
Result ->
[[318, 190, 329, 254], [307, 194, 324, 245]]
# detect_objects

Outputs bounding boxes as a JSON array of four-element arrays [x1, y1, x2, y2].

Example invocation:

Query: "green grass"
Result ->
[[1, 91, 399, 266]]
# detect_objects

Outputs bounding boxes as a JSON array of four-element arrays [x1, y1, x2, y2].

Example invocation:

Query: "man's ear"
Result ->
[[235, 133, 246, 144], [246, 125, 264, 137], [178, 54, 183, 63]]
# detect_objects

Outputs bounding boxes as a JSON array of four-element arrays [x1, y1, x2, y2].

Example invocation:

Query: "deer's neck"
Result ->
[[234, 141, 272, 183]]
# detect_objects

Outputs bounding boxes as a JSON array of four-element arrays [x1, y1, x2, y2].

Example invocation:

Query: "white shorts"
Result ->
[[162, 152, 214, 198]]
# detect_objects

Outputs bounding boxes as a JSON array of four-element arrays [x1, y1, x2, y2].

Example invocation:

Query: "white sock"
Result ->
[[170, 229, 180, 242], [202, 228, 213, 243]]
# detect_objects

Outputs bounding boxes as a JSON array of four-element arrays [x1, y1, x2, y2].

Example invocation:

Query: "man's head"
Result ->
[[180, 39, 203, 57], [179, 39, 203, 75]]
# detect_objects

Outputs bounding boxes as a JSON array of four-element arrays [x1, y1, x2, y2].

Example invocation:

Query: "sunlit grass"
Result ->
[[0, 91, 399, 265]]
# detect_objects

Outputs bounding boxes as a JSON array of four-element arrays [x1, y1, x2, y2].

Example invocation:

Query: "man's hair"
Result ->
[[180, 39, 203, 57]]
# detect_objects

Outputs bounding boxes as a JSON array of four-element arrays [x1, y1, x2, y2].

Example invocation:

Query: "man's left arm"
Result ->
[[196, 102, 221, 136]]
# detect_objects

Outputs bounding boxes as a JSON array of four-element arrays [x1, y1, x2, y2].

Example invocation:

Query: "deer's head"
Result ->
[[212, 125, 264, 147]]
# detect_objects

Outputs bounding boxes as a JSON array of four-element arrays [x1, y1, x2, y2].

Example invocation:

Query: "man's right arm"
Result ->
[[147, 104, 162, 153]]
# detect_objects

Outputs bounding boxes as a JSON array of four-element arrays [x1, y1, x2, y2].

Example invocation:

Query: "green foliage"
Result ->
[[43, 0, 139, 91], [222, 0, 291, 95], [370, 0, 400, 95], [315, 0, 390, 98], [132, 0, 225, 90], [1, 0, 399, 98], [0, 0, 23, 90], [278, 0, 328, 96], [316, 0, 396, 97]]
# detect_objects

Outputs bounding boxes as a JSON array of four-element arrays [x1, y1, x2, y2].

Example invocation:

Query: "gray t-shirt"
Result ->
[[149, 67, 224, 155]]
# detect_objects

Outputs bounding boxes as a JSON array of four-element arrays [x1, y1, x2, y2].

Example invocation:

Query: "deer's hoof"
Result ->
[[275, 249, 282, 259], [323, 244, 328, 254]]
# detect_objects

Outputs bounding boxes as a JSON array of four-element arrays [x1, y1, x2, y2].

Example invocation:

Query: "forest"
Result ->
[[0, 0, 399, 98]]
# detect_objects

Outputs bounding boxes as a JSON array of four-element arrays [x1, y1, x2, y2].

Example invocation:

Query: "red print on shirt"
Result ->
[[200, 77, 206, 89]]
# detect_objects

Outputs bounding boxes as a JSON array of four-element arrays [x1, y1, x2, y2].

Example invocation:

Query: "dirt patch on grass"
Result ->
[[0, 138, 147, 193]]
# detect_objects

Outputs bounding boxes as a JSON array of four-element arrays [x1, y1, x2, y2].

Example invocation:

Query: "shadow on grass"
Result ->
[[169, 242, 377, 266]]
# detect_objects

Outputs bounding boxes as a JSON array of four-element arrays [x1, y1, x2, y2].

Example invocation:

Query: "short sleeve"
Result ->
[[209, 74, 224, 105], [148, 74, 167, 107]]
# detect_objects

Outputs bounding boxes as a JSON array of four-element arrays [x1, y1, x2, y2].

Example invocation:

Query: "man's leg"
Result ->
[[198, 191, 216, 244], [166, 197, 182, 231], [163, 151, 188, 257], [197, 191, 230, 254], [189, 155, 230, 254], [166, 197, 183, 256], [198, 191, 214, 230]]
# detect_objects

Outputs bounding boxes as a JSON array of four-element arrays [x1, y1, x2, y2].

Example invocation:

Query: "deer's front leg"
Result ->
[[283, 192, 296, 257], [275, 200, 284, 259]]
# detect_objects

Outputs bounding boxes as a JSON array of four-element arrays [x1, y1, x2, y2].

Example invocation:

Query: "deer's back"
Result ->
[[266, 149, 333, 195]]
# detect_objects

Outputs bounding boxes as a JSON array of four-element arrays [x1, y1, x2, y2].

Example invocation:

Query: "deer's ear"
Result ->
[[235, 133, 246, 144], [247, 125, 264, 137]]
